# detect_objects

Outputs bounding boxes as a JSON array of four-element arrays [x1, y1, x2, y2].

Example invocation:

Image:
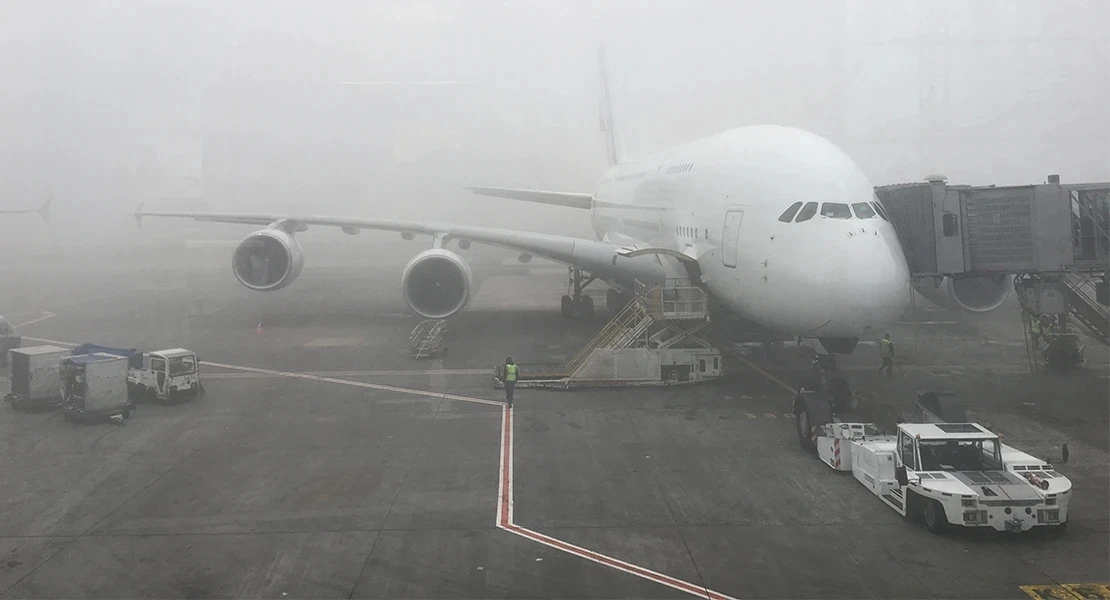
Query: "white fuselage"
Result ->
[[590, 125, 912, 339]]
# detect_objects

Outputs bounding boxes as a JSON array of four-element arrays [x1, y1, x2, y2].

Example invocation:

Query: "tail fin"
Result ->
[[38, 197, 51, 223], [597, 44, 626, 166]]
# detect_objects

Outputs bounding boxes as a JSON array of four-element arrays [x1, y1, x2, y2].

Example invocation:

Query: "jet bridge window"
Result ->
[[778, 202, 803, 223], [794, 202, 818, 222], [851, 202, 876, 219], [820, 203, 852, 219]]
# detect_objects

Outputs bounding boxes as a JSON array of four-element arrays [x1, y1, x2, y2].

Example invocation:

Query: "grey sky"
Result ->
[[0, 0, 1106, 248]]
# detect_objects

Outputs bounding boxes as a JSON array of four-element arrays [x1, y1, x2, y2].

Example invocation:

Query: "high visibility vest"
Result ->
[[879, 338, 893, 356], [505, 363, 518, 382]]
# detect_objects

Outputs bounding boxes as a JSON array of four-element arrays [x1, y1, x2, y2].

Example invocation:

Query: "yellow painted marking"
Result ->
[[738, 357, 795, 393], [763, 413, 777, 419], [745, 413, 758, 419], [783, 413, 796, 419], [1020, 583, 1110, 600]]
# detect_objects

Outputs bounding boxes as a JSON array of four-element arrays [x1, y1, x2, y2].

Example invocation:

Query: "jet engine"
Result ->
[[231, 229, 305, 291], [401, 249, 474, 319], [914, 274, 1012, 313]]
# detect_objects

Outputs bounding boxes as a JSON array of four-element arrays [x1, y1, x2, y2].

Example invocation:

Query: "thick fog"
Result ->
[[0, 0, 1107, 257]]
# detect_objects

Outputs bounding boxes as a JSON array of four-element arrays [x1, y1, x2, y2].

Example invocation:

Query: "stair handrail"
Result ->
[[564, 292, 652, 374]]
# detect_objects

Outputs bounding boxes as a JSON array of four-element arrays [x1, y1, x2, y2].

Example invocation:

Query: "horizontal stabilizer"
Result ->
[[465, 186, 593, 210]]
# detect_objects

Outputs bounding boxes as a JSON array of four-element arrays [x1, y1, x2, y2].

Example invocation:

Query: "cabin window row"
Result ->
[[666, 163, 694, 175], [777, 200, 890, 223]]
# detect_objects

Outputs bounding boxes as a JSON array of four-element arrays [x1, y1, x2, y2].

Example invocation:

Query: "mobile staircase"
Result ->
[[496, 279, 723, 389], [410, 319, 448, 358]]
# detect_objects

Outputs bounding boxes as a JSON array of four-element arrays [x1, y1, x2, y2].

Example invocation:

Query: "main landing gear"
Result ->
[[561, 267, 597, 317]]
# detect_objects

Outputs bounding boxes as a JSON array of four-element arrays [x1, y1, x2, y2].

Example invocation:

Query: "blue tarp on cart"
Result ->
[[71, 344, 142, 368]]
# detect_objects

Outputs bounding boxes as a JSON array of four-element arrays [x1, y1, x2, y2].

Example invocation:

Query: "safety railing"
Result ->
[[1063, 273, 1109, 344], [563, 296, 651, 375], [410, 319, 448, 358]]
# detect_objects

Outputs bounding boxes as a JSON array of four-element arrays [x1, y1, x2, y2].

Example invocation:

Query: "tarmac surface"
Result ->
[[0, 244, 1107, 599]]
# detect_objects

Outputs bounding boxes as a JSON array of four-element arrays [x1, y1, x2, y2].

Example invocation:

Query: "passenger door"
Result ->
[[721, 210, 745, 268]]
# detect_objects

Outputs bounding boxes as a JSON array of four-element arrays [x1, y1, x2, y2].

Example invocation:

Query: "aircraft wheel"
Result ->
[[922, 498, 949, 534], [578, 295, 594, 317], [794, 391, 831, 455], [560, 295, 574, 317], [606, 289, 618, 313]]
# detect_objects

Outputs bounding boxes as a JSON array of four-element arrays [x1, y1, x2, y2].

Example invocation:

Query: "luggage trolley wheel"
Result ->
[[794, 390, 833, 455]]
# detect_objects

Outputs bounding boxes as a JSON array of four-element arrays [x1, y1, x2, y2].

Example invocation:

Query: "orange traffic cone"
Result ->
[[256, 321, 263, 334]]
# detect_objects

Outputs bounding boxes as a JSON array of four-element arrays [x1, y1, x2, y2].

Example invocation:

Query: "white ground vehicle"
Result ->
[[804, 415, 1071, 533], [127, 348, 202, 402]]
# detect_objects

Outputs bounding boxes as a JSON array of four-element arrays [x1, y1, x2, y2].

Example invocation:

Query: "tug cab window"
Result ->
[[795, 202, 818, 222], [851, 202, 876, 219], [820, 202, 852, 219], [778, 202, 803, 223]]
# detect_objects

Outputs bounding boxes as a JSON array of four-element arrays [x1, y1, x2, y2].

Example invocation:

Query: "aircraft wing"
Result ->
[[464, 186, 593, 210], [131, 209, 665, 284]]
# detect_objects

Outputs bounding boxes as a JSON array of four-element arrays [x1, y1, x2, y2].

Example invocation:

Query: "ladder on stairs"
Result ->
[[410, 319, 448, 358]]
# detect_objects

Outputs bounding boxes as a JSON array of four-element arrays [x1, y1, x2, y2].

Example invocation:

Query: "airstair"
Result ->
[[410, 319, 448, 358], [1064, 273, 1109, 345], [497, 280, 722, 388]]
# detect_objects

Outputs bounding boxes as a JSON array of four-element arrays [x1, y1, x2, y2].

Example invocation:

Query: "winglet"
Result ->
[[132, 201, 145, 227], [38, 197, 51, 223]]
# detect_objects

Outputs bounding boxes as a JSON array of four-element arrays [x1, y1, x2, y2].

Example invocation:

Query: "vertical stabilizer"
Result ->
[[597, 44, 627, 166]]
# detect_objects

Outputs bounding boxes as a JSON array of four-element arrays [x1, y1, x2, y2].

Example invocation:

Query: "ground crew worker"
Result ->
[[878, 332, 895, 378], [503, 356, 518, 408], [1029, 314, 1043, 347]]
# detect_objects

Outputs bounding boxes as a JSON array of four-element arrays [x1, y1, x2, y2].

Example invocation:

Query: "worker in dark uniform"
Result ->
[[503, 356, 518, 408], [878, 332, 895, 378]]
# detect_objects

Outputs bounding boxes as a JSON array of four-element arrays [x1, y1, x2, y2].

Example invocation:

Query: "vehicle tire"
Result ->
[[665, 368, 680, 383], [579, 295, 594, 317], [922, 499, 949, 534], [795, 391, 832, 455], [560, 295, 574, 317]]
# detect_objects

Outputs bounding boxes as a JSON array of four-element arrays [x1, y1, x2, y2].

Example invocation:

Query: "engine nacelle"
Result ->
[[914, 274, 1012, 313], [232, 229, 305, 291], [401, 249, 474, 319]]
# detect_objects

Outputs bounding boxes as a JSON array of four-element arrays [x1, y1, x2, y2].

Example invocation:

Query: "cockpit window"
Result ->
[[795, 202, 818, 222], [871, 201, 889, 221], [820, 203, 852, 219], [852, 202, 876, 219], [778, 202, 803, 223]]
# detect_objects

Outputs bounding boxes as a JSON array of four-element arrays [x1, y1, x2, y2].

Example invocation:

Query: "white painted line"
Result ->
[[199, 360, 504, 407], [23, 336, 74, 348], [898, 321, 957, 325], [11, 312, 56, 328], [202, 368, 489, 379]]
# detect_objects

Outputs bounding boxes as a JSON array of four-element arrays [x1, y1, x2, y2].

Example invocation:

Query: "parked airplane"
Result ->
[[131, 47, 1006, 355], [0, 198, 50, 222]]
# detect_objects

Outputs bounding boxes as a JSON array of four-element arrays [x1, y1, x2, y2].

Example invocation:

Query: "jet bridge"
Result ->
[[876, 175, 1109, 360]]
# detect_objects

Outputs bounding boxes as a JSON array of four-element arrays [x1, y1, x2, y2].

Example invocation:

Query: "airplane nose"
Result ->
[[825, 228, 912, 332]]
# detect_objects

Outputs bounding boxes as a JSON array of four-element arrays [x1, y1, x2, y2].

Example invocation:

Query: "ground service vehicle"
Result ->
[[4, 345, 70, 410], [72, 344, 202, 402], [59, 353, 132, 422], [796, 395, 1071, 533], [128, 348, 202, 402]]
